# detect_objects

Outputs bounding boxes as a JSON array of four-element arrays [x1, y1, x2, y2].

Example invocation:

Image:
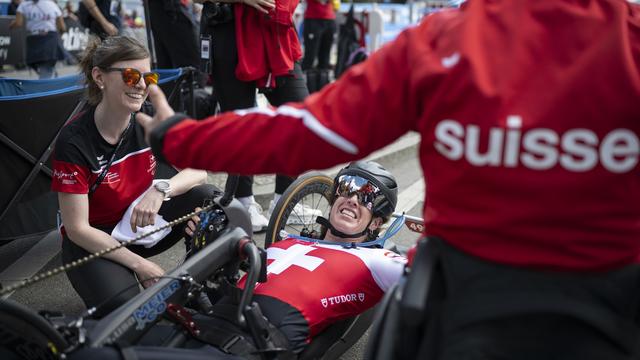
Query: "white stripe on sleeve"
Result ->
[[234, 106, 359, 155]]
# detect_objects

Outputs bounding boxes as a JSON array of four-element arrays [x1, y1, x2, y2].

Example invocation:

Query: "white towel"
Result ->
[[111, 180, 172, 248]]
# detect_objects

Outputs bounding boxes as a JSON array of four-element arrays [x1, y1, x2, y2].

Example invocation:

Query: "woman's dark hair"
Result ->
[[79, 36, 150, 105]]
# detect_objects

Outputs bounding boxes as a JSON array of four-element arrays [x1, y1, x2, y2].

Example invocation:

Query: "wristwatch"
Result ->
[[154, 181, 172, 201]]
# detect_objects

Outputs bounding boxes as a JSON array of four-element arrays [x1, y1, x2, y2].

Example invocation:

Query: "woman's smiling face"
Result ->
[[97, 58, 151, 113]]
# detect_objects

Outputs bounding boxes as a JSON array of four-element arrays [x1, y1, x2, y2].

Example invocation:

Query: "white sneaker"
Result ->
[[245, 202, 268, 233], [287, 203, 323, 225]]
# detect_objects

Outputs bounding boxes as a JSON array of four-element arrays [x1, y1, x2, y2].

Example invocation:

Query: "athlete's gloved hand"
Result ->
[[136, 84, 175, 145]]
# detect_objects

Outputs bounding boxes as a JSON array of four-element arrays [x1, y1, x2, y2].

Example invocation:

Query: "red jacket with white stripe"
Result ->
[[234, 0, 302, 86], [151, 0, 640, 272]]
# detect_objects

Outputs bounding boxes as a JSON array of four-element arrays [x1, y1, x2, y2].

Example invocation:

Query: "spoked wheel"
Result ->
[[265, 172, 333, 247], [0, 299, 69, 360]]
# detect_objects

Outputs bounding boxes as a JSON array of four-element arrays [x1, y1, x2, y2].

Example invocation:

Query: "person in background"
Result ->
[[63, 1, 78, 21], [79, 0, 118, 38], [9, 0, 65, 79], [148, 0, 201, 75], [7, 0, 21, 15], [197, 0, 320, 233], [301, 0, 338, 93]]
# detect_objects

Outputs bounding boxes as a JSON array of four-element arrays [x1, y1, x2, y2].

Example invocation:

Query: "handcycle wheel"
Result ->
[[265, 172, 333, 247], [0, 299, 69, 359]]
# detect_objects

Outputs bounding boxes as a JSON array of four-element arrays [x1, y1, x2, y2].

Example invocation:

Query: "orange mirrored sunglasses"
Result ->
[[103, 67, 159, 87]]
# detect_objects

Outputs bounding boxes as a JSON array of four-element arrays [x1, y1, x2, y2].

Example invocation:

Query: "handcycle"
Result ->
[[263, 171, 424, 360], [0, 171, 424, 360]]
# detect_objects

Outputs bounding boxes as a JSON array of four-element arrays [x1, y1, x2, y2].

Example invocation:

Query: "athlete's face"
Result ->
[[96, 58, 152, 113], [328, 194, 382, 243]]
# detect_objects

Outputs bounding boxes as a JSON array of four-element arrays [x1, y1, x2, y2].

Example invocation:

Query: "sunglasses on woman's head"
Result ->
[[103, 67, 159, 87]]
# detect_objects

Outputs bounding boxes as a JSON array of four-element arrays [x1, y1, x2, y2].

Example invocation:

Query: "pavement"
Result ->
[[0, 62, 80, 79]]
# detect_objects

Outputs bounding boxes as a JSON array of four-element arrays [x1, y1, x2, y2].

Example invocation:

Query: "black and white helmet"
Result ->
[[332, 161, 398, 218]]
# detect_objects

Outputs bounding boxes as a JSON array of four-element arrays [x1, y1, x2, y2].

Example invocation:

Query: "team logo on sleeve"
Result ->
[[53, 169, 78, 185]]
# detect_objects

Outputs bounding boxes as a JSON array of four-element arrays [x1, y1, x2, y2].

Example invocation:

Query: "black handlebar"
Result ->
[[237, 240, 262, 327]]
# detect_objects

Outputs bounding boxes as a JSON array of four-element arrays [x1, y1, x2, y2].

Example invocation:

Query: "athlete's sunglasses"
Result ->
[[103, 67, 159, 87], [335, 175, 383, 211]]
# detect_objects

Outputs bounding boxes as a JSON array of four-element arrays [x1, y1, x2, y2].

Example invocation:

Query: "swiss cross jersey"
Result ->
[[153, 0, 640, 271], [304, 0, 335, 20], [239, 239, 405, 339], [52, 107, 156, 228]]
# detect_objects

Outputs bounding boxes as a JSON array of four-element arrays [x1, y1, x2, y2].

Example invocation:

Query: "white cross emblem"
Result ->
[[267, 244, 324, 275]]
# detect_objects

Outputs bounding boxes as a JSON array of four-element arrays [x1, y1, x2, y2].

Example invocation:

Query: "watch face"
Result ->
[[155, 181, 170, 192]]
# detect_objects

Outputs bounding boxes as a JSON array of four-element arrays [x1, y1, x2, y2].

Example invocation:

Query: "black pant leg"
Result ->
[[207, 21, 257, 198], [62, 236, 140, 317], [317, 19, 337, 70], [301, 19, 323, 71], [149, 0, 200, 69], [264, 63, 309, 194], [266, 62, 310, 106], [209, 20, 256, 111]]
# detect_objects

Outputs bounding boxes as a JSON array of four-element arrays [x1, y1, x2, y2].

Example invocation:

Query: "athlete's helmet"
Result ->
[[331, 161, 398, 218]]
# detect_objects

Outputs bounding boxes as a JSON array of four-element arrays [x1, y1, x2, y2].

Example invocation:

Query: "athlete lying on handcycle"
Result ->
[[65, 161, 406, 359]]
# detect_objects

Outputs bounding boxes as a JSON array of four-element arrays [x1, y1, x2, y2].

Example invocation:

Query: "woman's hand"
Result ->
[[242, 0, 275, 14], [130, 188, 165, 232], [133, 259, 165, 288], [185, 207, 202, 238]]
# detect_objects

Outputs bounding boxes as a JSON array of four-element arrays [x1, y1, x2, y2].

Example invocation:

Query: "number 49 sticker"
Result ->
[[404, 219, 424, 233]]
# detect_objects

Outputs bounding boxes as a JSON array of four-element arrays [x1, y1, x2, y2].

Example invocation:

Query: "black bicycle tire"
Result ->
[[264, 172, 333, 248], [0, 299, 69, 359]]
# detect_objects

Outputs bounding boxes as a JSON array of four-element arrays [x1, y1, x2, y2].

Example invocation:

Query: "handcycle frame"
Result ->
[[86, 226, 257, 348]]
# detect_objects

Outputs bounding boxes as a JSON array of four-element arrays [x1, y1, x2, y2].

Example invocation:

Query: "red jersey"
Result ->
[[304, 0, 335, 20], [153, 0, 640, 271], [239, 238, 405, 338], [234, 0, 302, 86], [52, 107, 155, 228]]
